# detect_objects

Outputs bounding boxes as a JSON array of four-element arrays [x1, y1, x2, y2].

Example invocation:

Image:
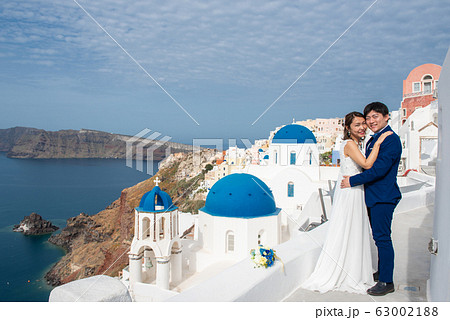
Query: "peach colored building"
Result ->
[[401, 63, 441, 124], [295, 118, 343, 134], [314, 118, 343, 134], [294, 118, 343, 153]]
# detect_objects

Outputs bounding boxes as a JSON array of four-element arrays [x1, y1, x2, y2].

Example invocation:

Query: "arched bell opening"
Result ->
[[141, 247, 156, 284], [154, 193, 165, 211], [141, 217, 151, 239]]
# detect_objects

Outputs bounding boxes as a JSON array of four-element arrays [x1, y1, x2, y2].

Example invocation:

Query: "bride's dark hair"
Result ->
[[343, 111, 365, 140]]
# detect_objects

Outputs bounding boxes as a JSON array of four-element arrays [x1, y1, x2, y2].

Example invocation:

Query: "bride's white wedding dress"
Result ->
[[301, 140, 375, 294]]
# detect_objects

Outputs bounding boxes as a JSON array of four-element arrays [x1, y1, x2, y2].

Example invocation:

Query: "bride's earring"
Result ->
[[347, 131, 351, 138]]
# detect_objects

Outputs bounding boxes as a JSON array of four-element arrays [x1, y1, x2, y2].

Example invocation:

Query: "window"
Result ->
[[422, 75, 433, 94], [309, 152, 313, 165], [290, 151, 296, 165], [257, 230, 265, 245], [288, 182, 294, 197], [424, 82, 432, 94], [159, 217, 165, 240], [226, 231, 235, 253], [435, 80, 438, 89], [142, 217, 151, 239], [413, 82, 421, 92], [402, 108, 406, 117], [274, 151, 278, 164], [172, 214, 177, 238]]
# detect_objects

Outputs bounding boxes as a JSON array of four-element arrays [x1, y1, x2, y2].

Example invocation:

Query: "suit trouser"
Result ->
[[367, 203, 396, 283]]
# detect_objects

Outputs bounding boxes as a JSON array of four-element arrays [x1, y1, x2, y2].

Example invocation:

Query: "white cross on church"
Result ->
[[154, 177, 161, 186]]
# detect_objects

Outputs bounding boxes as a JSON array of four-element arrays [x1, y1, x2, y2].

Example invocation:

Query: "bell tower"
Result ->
[[128, 178, 182, 292]]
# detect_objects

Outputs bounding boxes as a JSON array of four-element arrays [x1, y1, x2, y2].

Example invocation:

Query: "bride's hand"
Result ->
[[375, 131, 393, 145]]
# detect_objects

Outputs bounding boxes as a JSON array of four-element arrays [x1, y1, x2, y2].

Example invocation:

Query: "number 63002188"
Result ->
[[375, 306, 438, 317]]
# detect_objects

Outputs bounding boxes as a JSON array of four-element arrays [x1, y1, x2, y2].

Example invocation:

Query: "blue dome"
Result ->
[[201, 173, 279, 219], [263, 155, 269, 159], [138, 186, 177, 212], [272, 124, 316, 144]]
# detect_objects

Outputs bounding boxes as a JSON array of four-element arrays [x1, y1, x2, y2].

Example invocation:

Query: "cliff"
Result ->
[[45, 149, 218, 286], [0, 127, 193, 160]]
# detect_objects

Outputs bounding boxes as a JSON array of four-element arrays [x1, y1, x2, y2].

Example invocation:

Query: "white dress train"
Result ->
[[301, 140, 375, 294]]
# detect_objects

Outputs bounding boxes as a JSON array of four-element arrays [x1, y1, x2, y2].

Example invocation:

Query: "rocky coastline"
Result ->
[[0, 127, 193, 160], [44, 149, 218, 287], [13, 212, 59, 235]]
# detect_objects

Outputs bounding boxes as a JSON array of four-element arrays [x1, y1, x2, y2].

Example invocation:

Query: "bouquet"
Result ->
[[250, 245, 283, 270]]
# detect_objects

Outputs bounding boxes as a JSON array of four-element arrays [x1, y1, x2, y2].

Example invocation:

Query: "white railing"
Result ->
[[403, 89, 437, 98]]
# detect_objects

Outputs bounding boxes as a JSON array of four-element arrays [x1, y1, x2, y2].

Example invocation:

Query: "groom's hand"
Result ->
[[341, 176, 351, 188]]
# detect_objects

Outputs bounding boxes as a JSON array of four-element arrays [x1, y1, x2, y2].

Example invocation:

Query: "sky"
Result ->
[[0, 0, 449, 146]]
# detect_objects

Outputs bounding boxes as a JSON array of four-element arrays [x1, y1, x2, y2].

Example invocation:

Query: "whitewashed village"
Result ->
[[49, 61, 449, 302]]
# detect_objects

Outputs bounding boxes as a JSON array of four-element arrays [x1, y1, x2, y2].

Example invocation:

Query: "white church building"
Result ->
[[123, 173, 284, 301], [246, 124, 334, 233], [194, 173, 282, 271], [127, 182, 183, 292]]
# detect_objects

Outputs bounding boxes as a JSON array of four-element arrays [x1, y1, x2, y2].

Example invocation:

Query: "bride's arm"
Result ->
[[344, 132, 393, 169]]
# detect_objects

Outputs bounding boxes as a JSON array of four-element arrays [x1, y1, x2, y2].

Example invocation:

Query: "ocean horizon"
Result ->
[[0, 152, 157, 301]]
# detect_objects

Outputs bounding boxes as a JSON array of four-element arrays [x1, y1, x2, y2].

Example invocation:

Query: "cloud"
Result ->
[[3, 1, 448, 86], [0, 0, 449, 136]]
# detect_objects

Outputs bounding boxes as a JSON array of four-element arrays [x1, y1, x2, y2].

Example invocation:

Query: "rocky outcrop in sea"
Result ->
[[13, 212, 59, 235]]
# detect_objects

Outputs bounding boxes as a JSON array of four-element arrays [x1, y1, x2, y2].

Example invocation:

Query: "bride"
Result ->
[[301, 111, 392, 294]]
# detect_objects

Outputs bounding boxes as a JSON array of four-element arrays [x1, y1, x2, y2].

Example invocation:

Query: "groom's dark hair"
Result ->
[[363, 102, 389, 117]]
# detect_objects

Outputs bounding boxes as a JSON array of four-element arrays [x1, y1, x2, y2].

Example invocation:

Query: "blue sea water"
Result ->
[[0, 152, 157, 301]]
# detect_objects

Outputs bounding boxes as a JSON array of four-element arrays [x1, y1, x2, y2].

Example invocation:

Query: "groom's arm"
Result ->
[[349, 135, 400, 187]]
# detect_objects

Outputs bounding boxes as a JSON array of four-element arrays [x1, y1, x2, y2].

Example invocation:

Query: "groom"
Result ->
[[341, 102, 402, 296]]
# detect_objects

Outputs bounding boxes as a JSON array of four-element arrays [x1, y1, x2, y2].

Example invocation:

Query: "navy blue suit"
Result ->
[[349, 125, 402, 283]]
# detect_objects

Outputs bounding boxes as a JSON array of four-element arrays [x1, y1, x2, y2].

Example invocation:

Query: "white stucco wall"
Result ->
[[429, 47, 450, 302], [178, 212, 196, 235], [49, 275, 132, 302], [246, 164, 329, 226], [132, 282, 178, 302], [167, 222, 328, 302], [268, 143, 320, 178], [197, 211, 281, 264], [319, 166, 340, 181], [396, 173, 435, 214]]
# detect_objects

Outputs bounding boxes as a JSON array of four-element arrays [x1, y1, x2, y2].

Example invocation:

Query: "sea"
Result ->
[[0, 152, 157, 302]]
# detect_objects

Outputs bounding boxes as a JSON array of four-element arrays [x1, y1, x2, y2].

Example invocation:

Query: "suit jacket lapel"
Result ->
[[366, 125, 393, 157], [365, 137, 373, 156]]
